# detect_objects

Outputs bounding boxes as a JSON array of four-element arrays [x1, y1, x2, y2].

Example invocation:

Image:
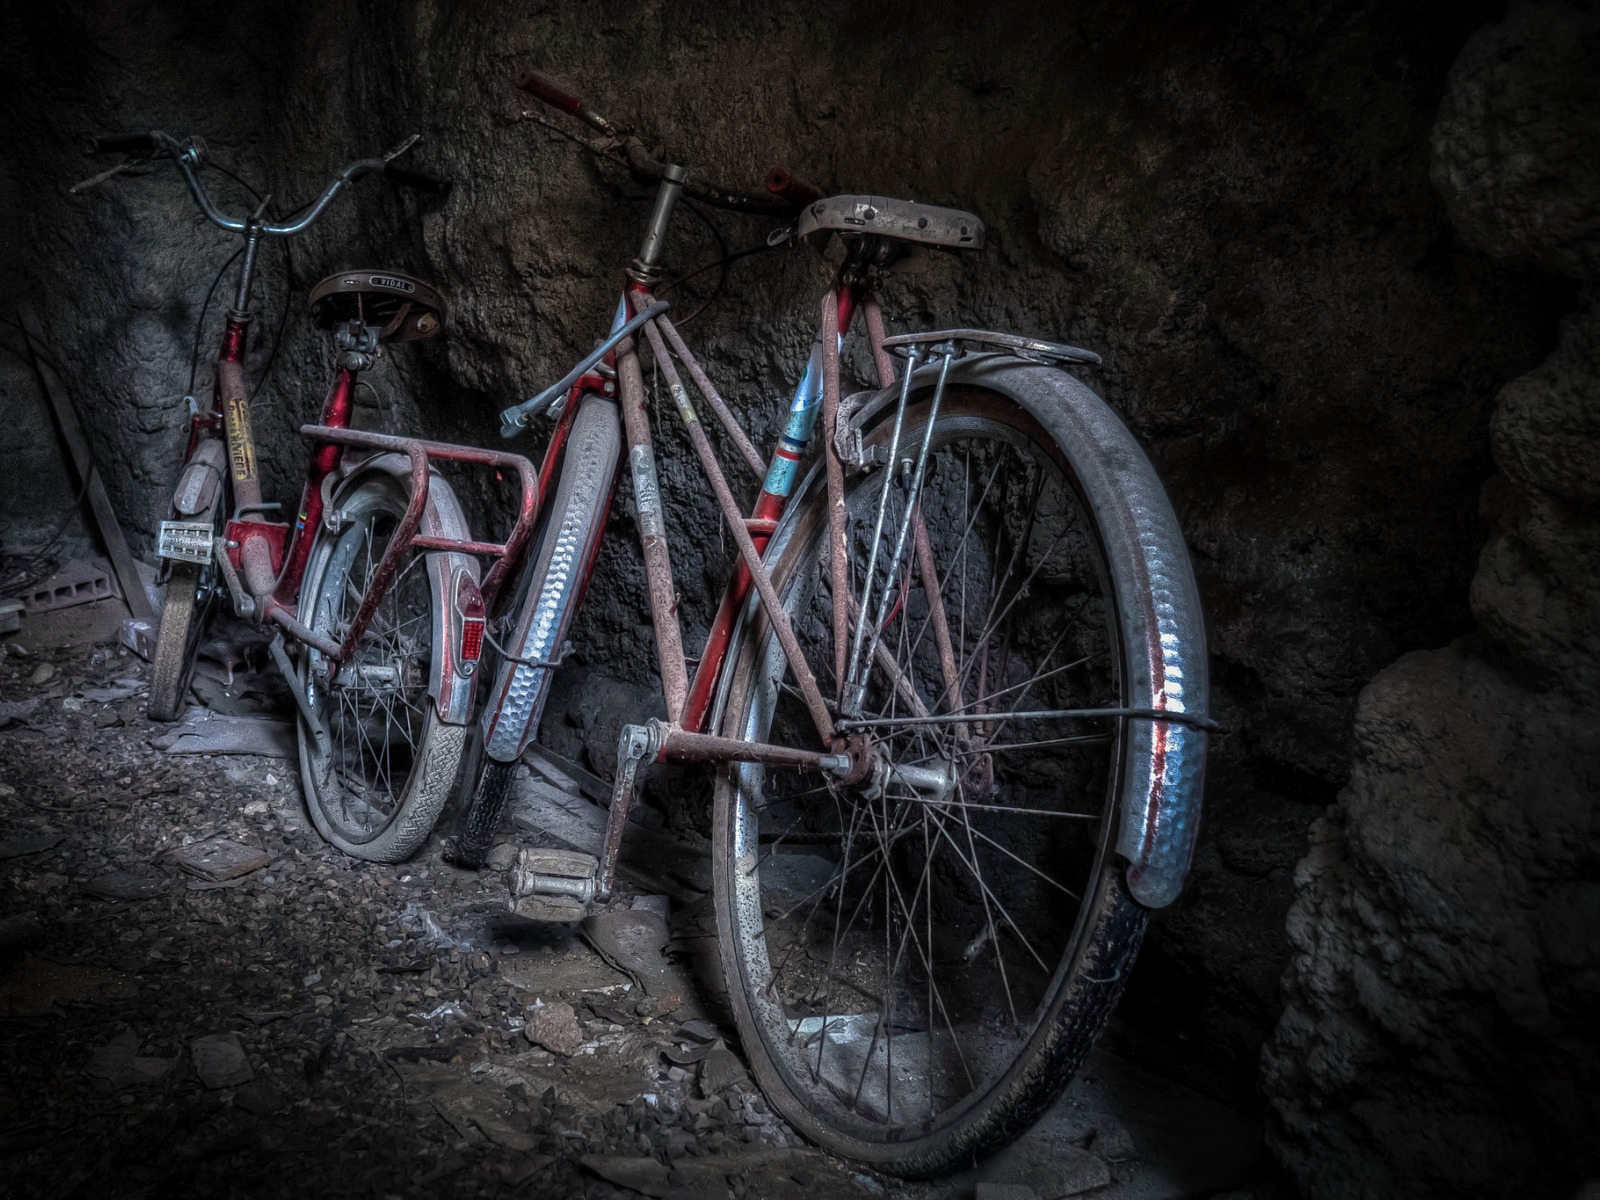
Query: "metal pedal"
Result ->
[[156, 519, 215, 565], [507, 847, 599, 922]]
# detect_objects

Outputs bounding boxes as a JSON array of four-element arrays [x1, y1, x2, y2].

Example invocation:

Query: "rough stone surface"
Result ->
[[1430, 2, 1600, 277], [0, 0, 1565, 1095], [1264, 5, 1600, 1197], [521, 999, 584, 1057], [190, 1031, 255, 1090]]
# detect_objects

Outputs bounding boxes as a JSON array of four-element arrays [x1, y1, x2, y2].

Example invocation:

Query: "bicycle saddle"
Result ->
[[308, 270, 445, 342], [796, 195, 985, 251]]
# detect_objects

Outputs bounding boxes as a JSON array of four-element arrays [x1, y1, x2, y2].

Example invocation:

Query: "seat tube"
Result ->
[[219, 223, 263, 513], [274, 364, 358, 606], [682, 286, 860, 731]]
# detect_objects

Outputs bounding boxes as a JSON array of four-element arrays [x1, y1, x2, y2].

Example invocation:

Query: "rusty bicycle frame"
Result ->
[[88, 129, 543, 704], [495, 73, 986, 898]]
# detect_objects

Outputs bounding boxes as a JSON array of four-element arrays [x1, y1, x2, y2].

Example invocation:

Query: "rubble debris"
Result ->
[[0, 913, 45, 956], [0, 698, 41, 726], [678, 1018, 722, 1044], [1091, 1115, 1137, 1161], [0, 830, 61, 859], [118, 617, 154, 659], [391, 1058, 540, 1151], [86, 1029, 172, 1088], [523, 1000, 584, 1056], [0, 635, 1245, 1198], [1009, 1145, 1110, 1197], [697, 1041, 750, 1096], [499, 945, 631, 997], [80, 870, 163, 901], [581, 1154, 673, 1196], [152, 712, 295, 757], [975, 1185, 1041, 1200], [170, 838, 270, 882], [632, 893, 671, 920], [190, 1032, 254, 1089], [79, 679, 143, 703], [14, 558, 117, 614], [581, 907, 684, 1005], [0, 955, 138, 1017], [233, 1080, 285, 1114], [485, 840, 520, 871]]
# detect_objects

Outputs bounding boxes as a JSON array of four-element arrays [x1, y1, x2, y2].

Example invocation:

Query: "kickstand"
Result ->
[[595, 723, 660, 901], [268, 633, 330, 759]]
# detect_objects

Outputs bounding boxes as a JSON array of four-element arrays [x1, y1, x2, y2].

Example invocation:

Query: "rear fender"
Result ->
[[324, 453, 480, 724]]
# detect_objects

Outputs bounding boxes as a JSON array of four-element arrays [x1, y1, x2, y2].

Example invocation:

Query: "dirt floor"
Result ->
[[0, 635, 1264, 1200]]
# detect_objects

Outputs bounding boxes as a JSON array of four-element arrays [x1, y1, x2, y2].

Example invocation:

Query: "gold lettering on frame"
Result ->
[[224, 397, 256, 484]]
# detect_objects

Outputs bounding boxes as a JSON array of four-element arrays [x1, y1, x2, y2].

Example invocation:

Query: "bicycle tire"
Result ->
[[148, 560, 205, 721], [452, 755, 516, 869], [295, 468, 469, 862], [710, 363, 1205, 1174]]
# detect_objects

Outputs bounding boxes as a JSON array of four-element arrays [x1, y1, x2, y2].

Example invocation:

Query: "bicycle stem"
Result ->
[[633, 163, 687, 280]]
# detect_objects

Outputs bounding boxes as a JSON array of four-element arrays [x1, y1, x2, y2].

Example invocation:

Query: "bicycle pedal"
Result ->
[[156, 519, 215, 565], [506, 847, 599, 922]]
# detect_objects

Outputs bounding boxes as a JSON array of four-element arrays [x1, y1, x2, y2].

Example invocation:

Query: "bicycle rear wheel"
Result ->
[[711, 362, 1205, 1173], [296, 468, 467, 862]]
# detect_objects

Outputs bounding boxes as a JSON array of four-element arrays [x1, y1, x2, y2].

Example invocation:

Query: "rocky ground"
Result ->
[[0, 634, 1265, 1200]]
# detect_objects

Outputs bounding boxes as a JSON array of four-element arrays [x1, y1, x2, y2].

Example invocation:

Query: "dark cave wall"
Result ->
[[0, 0, 1570, 1170], [1263, 5, 1600, 1197]]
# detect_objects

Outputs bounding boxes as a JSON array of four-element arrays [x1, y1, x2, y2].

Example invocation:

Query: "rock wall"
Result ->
[[0, 0, 1562, 1100], [1263, 5, 1600, 1196]]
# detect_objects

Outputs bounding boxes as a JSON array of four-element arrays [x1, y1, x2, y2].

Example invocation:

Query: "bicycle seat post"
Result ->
[[629, 163, 687, 285]]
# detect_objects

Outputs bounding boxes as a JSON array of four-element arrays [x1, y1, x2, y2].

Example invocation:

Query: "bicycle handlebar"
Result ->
[[87, 129, 451, 236], [382, 161, 453, 198], [516, 71, 804, 218], [91, 131, 159, 155]]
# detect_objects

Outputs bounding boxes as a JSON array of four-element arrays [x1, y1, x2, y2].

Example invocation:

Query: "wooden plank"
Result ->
[[20, 315, 154, 621]]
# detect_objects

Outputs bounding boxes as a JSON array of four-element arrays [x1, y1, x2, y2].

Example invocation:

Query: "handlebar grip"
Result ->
[[765, 167, 824, 207], [92, 131, 158, 155], [383, 162, 452, 197], [517, 69, 584, 116]]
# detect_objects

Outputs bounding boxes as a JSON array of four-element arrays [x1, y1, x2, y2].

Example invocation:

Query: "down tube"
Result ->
[[682, 285, 858, 731]]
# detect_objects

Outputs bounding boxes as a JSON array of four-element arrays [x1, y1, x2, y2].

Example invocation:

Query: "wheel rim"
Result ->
[[718, 391, 1124, 1148], [305, 493, 434, 843]]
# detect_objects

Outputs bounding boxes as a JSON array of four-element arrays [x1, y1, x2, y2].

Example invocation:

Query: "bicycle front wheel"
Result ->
[[711, 363, 1205, 1173], [296, 468, 467, 862], [148, 500, 223, 722]]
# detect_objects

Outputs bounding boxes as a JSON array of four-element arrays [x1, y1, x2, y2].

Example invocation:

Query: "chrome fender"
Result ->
[[311, 452, 480, 725]]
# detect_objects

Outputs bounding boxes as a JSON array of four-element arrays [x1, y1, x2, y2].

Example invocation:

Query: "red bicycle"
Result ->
[[455, 74, 1214, 1173], [81, 130, 539, 861]]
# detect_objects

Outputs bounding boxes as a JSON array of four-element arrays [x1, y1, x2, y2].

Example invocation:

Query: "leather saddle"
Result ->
[[308, 270, 445, 342]]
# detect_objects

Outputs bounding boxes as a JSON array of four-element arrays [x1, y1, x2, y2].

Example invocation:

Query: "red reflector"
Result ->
[[460, 618, 484, 662]]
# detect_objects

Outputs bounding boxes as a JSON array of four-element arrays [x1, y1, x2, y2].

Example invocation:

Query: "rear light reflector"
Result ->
[[461, 617, 484, 662], [454, 572, 486, 665]]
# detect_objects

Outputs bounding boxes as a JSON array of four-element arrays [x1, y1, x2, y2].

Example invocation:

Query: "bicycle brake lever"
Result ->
[[68, 158, 141, 195], [383, 134, 421, 162]]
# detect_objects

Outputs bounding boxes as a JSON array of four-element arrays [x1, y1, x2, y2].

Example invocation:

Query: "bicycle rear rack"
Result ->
[[292, 425, 539, 665]]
